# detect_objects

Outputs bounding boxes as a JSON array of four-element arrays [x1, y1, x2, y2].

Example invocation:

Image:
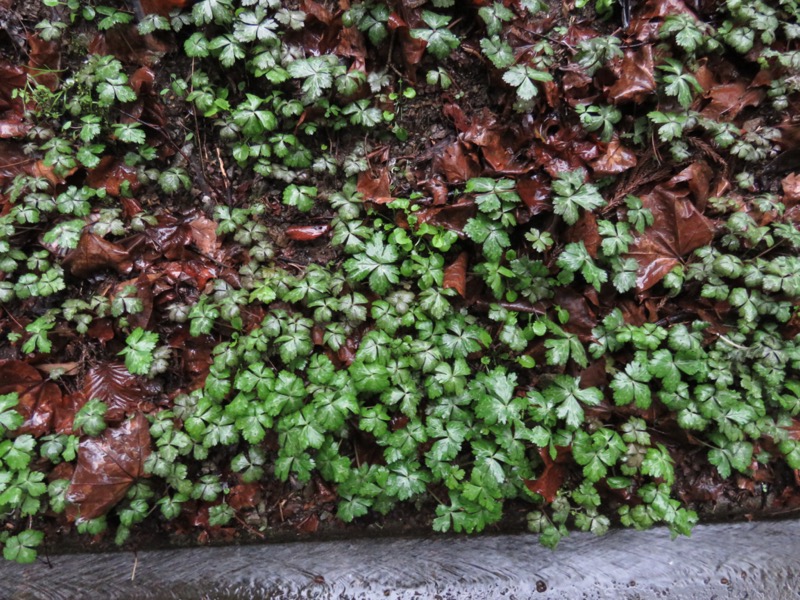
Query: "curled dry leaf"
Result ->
[[66, 412, 151, 522], [63, 232, 132, 278], [286, 224, 331, 241], [443, 251, 468, 297]]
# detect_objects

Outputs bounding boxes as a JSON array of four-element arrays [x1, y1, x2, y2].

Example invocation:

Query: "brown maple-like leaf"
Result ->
[[701, 80, 763, 121], [86, 156, 140, 197], [357, 169, 393, 204], [188, 215, 219, 255], [591, 137, 637, 176], [443, 252, 468, 297], [27, 33, 61, 91], [434, 141, 481, 183], [63, 232, 132, 278], [66, 412, 151, 523], [607, 46, 656, 104], [524, 448, 566, 504], [627, 164, 716, 291], [0, 360, 59, 437], [782, 173, 800, 207], [416, 198, 476, 233], [82, 362, 148, 422]]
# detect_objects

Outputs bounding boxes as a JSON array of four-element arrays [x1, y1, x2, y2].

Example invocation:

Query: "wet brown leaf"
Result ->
[[86, 156, 140, 197], [524, 448, 566, 504], [628, 165, 716, 291], [63, 232, 132, 278], [565, 211, 600, 258], [66, 413, 151, 522], [138, 0, 190, 16], [27, 33, 61, 91], [434, 141, 481, 183], [782, 173, 800, 207], [0, 361, 58, 437], [110, 274, 157, 330], [607, 46, 656, 104], [415, 198, 476, 233], [286, 224, 331, 241], [82, 362, 148, 422], [443, 252, 468, 297], [357, 169, 393, 204], [591, 138, 637, 176], [702, 81, 763, 121]]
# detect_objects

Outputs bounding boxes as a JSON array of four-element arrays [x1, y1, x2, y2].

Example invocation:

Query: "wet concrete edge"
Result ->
[[2, 520, 800, 599]]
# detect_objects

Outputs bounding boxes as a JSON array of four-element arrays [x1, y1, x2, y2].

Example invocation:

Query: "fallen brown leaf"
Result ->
[[66, 413, 151, 522]]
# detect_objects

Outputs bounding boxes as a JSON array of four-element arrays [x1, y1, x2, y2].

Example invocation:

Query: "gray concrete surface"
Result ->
[[2, 521, 799, 599]]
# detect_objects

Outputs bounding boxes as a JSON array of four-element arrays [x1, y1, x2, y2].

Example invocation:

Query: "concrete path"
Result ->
[[2, 520, 799, 599]]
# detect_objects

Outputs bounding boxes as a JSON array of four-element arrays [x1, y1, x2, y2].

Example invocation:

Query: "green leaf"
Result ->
[[610, 361, 653, 408], [344, 232, 401, 295], [0, 393, 22, 436], [282, 184, 317, 212], [3, 530, 44, 564], [119, 327, 159, 375], [502, 65, 552, 101], [551, 170, 606, 225], [641, 444, 675, 485]]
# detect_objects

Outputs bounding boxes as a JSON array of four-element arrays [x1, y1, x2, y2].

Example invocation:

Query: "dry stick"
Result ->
[[130, 552, 138, 582], [472, 299, 546, 315], [714, 332, 750, 351]]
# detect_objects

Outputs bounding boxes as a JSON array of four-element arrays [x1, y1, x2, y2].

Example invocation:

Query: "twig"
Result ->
[[715, 332, 749, 350]]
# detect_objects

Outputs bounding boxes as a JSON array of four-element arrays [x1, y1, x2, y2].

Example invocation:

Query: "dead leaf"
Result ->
[[66, 413, 151, 522], [607, 46, 656, 104], [286, 224, 331, 241], [628, 166, 716, 291], [565, 211, 600, 258], [63, 232, 131, 278], [781, 173, 800, 207], [591, 137, 638, 175], [443, 252, 468, 297], [27, 33, 61, 91], [82, 362, 148, 422], [0, 360, 59, 437], [524, 448, 566, 504], [86, 156, 140, 197], [189, 216, 219, 255], [357, 169, 393, 204], [434, 142, 481, 184], [702, 81, 763, 121], [416, 198, 476, 233]]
